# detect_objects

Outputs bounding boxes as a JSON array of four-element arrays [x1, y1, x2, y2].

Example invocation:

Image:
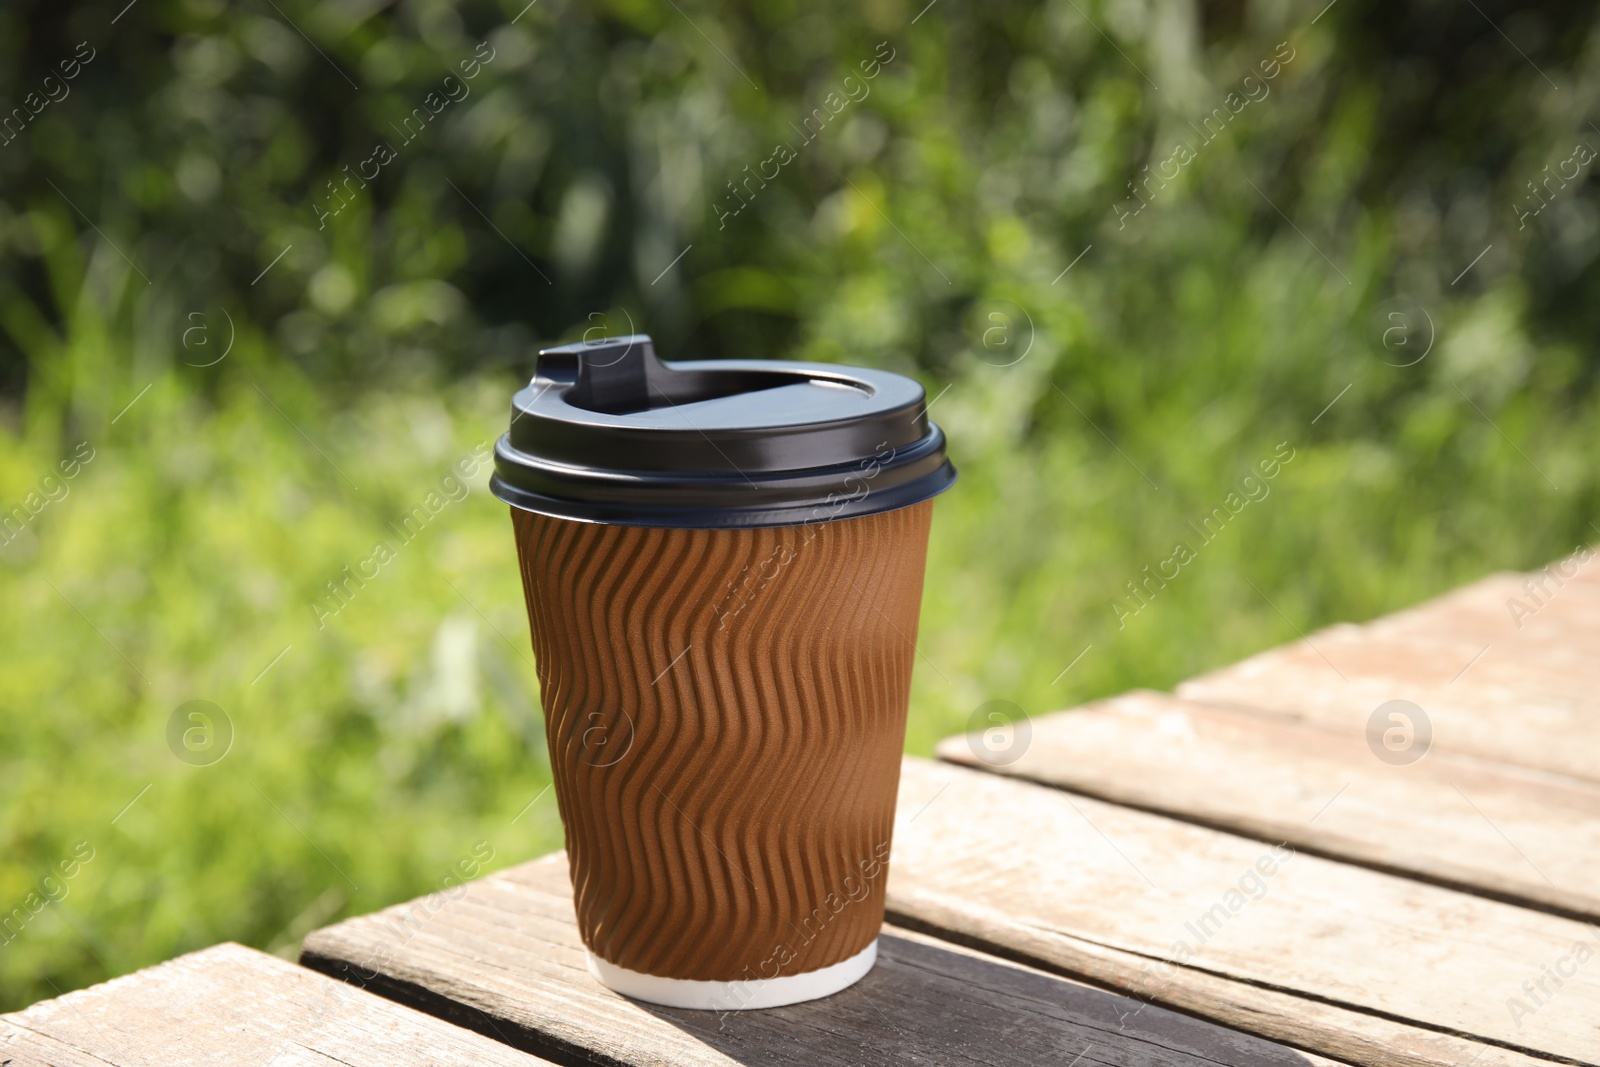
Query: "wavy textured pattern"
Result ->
[[510, 502, 933, 982]]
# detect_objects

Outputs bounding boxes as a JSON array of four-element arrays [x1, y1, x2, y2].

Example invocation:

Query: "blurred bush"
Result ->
[[4, 0, 1600, 387]]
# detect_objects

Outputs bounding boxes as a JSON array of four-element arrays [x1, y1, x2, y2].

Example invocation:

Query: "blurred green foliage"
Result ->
[[3, 0, 1600, 1012]]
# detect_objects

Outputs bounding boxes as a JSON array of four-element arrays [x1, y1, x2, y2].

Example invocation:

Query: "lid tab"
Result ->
[[546, 335, 659, 414]]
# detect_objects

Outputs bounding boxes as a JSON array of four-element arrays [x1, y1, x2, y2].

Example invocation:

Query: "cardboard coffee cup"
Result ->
[[491, 335, 954, 1010]]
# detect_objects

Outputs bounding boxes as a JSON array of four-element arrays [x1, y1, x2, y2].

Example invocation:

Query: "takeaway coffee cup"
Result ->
[[490, 334, 954, 1010]]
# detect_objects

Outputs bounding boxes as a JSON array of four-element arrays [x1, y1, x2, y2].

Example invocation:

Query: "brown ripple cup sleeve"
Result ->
[[510, 500, 933, 997]]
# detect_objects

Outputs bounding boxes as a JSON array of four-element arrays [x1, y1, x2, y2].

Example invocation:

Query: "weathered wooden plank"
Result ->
[[887, 757, 1597, 1067], [301, 850, 1352, 1067], [0, 942, 554, 1067], [1364, 567, 1600, 656], [1176, 571, 1600, 784], [937, 689, 1600, 922]]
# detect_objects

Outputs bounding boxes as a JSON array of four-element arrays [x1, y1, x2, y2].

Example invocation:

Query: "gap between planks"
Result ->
[[886, 757, 1598, 1067], [937, 689, 1600, 926]]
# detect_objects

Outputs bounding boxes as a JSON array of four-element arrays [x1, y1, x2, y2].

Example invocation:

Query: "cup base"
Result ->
[[585, 938, 878, 1010]]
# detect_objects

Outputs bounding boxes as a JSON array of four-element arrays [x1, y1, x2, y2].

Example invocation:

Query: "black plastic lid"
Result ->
[[489, 334, 956, 528]]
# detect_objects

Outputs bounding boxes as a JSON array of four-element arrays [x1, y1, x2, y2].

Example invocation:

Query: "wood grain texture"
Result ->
[[887, 758, 1599, 1067], [1176, 570, 1600, 784], [937, 689, 1600, 922], [0, 942, 553, 1067], [301, 850, 1349, 1067]]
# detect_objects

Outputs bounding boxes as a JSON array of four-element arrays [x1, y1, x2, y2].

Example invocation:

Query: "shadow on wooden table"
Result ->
[[299, 853, 1326, 1067], [625, 930, 1321, 1067]]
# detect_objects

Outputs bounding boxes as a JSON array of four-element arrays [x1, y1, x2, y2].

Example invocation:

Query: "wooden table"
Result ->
[[6, 559, 1598, 1066]]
